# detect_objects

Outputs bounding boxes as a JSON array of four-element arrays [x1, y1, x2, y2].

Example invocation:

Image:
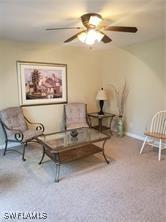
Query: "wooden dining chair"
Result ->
[[140, 110, 166, 161]]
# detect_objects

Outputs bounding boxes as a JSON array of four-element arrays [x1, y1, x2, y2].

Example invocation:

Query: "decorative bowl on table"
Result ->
[[70, 129, 78, 137]]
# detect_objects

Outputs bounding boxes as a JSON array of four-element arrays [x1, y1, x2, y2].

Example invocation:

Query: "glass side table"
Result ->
[[88, 112, 116, 134]]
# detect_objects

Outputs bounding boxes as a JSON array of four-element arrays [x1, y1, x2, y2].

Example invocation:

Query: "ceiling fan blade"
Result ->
[[64, 31, 83, 43], [105, 26, 138, 33], [46, 27, 81, 31], [101, 34, 112, 43]]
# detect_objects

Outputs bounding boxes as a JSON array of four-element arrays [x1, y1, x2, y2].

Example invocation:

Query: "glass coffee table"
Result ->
[[37, 128, 110, 182]]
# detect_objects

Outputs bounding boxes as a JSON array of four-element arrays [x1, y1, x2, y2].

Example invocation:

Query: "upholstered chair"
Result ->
[[0, 107, 44, 161], [64, 103, 90, 130]]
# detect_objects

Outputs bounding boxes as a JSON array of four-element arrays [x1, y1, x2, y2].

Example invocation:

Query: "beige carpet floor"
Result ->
[[0, 135, 165, 222]]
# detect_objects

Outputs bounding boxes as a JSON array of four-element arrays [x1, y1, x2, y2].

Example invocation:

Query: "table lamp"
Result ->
[[96, 88, 107, 115]]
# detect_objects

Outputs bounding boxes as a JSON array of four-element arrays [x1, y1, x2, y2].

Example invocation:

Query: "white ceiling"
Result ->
[[0, 0, 165, 48]]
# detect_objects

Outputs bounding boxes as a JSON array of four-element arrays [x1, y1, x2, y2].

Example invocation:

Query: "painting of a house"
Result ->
[[17, 62, 67, 105]]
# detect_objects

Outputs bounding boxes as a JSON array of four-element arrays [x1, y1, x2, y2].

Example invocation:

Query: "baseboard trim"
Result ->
[[0, 142, 21, 150], [125, 132, 144, 141]]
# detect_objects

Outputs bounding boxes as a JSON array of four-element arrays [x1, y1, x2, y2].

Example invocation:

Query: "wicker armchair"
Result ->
[[0, 107, 44, 161]]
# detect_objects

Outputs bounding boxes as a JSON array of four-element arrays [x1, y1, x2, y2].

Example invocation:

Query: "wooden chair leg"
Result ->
[[140, 136, 147, 154], [158, 139, 162, 161]]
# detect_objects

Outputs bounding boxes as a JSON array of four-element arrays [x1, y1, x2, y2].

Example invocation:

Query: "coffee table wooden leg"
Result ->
[[54, 153, 60, 183], [102, 139, 109, 164]]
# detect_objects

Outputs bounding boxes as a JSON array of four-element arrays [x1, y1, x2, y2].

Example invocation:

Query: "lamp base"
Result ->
[[98, 111, 104, 115], [98, 100, 104, 115]]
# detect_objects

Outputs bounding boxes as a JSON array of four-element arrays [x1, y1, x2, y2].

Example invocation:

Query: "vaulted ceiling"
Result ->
[[0, 0, 165, 48]]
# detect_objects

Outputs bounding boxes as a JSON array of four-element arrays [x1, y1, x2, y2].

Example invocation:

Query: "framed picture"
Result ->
[[17, 61, 67, 106]]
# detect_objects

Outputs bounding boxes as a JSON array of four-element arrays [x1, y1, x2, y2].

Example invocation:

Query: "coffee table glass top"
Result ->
[[37, 128, 110, 152]]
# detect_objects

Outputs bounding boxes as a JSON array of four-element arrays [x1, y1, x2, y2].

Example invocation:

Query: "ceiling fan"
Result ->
[[46, 13, 138, 45]]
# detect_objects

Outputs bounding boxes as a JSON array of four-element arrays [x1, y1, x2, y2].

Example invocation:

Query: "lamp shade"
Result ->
[[96, 88, 107, 100]]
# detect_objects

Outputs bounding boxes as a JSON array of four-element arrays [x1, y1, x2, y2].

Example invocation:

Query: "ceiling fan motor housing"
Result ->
[[81, 13, 102, 28]]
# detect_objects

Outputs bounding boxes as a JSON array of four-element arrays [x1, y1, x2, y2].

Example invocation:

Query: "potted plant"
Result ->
[[111, 82, 128, 136]]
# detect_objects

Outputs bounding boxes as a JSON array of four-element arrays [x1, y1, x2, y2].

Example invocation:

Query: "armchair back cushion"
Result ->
[[0, 107, 27, 136], [65, 103, 89, 130]]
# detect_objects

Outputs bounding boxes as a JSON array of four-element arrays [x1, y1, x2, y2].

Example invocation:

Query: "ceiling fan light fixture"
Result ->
[[86, 29, 97, 45], [47, 12, 137, 45], [95, 31, 104, 42], [89, 15, 102, 26], [78, 29, 104, 45], [78, 32, 87, 42], [78, 30, 95, 45]]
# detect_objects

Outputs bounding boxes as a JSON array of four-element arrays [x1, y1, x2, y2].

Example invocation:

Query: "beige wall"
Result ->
[[0, 37, 165, 145], [164, 4, 166, 107], [100, 38, 165, 137], [0, 39, 101, 145]]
